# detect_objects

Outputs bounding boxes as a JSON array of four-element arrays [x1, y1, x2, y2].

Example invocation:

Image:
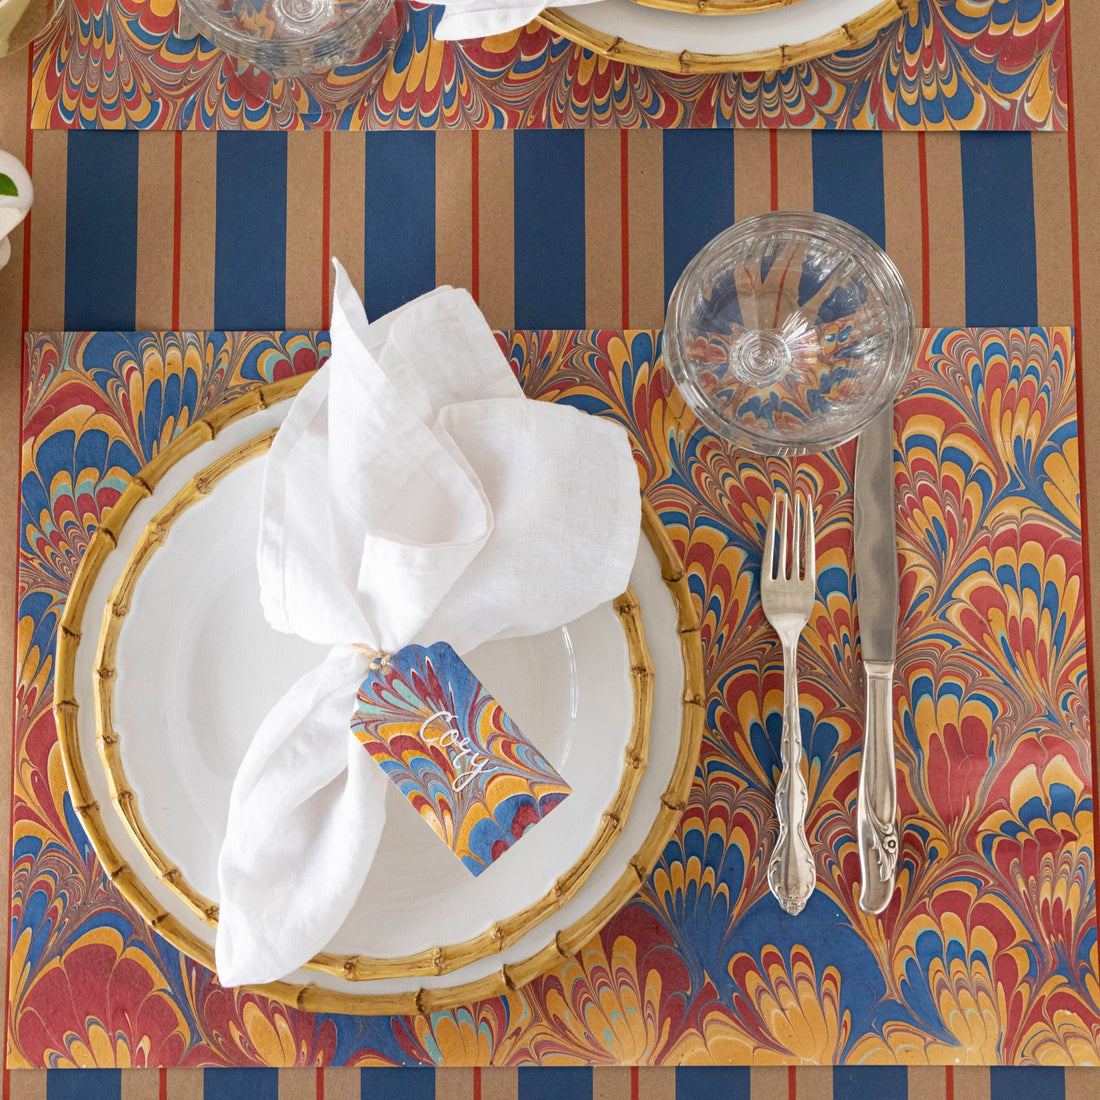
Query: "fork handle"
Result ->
[[857, 661, 898, 914], [767, 635, 816, 916]]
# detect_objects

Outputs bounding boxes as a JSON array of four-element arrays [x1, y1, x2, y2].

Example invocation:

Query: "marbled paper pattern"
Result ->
[[9, 326, 1097, 1067], [30, 0, 1066, 130], [352, 642, 571, 876]]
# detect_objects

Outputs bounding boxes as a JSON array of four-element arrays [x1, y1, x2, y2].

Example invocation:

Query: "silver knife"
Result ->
[[853, 406, 900, 915]]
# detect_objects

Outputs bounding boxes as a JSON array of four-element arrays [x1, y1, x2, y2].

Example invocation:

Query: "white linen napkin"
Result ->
[[215, 261, 642, 987], [432, 0, 586, 42]]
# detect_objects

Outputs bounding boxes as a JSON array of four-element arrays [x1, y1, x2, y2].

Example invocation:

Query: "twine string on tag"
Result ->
[[350, 644, 393, 671]]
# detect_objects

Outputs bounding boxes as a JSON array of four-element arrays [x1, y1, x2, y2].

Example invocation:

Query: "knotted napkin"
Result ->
[[432, 0, 587, 42], [215, 261, 641, 987]]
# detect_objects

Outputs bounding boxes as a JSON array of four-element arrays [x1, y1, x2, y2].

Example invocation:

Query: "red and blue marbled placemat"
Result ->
[[10, 325, 1095, 1071], [30, 1, 1067, 130]]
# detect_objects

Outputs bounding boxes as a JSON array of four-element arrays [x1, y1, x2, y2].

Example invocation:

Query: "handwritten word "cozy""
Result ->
[[419, 710, 492, 793]]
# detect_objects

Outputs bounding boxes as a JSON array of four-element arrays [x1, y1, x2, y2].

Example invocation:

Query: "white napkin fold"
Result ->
[[215, 261, 641, 987], [432, 0, 586, 43]]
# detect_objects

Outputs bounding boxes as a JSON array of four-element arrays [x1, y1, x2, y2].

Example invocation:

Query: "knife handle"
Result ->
[[857, 660, 899, 915]]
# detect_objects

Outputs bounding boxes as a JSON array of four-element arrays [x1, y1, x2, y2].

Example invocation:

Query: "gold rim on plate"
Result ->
[[627, 0, 808, 19], [91, 429, 652, 982], [54, 375, 705, 1015], [536, 0, 914, 74]]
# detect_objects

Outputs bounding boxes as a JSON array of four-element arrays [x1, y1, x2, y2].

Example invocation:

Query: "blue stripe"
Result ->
[[991, 1067, 1065, 1100], [362, 1066, 437, 1100], [960, 132, 1038, 326], [204, 1067, 278, 1099], [519, 1067, 593, 1100], [811, 131, 886, 248], [513, 130, 586, 328], [663, 129, 735, 303], [214, 131, 287, 330], [363, 131, 436, 319], [46, 1069, 120, 1100], [65, 131, 139, 330], [677, 1066, 750, 1100], [833, 1066, 907, 1099]]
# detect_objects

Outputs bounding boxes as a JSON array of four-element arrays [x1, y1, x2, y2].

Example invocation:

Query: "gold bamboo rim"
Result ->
[[628, 0, 808, 18], [536, 0, 914, 74], [89, 429, 653, 983], [54, 374, 704, 1014]]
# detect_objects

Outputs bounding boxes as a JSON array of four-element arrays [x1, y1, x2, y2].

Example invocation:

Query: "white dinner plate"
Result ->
[[110, 447, 644, 959], [538, 0, 911, 73], [57, 380, 703, 1013]]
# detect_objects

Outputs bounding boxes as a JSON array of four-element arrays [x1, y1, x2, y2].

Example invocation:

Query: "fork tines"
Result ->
[[765, 489, 815, 583]]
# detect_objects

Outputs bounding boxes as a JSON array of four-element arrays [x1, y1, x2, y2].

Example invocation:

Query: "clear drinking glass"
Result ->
[[664, 211, 916, 456], [178, 0, 394, 77], [0, 0, 62, 59]]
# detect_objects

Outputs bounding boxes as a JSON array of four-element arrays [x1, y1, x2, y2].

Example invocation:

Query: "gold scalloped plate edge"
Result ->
[[536, 0, 914, 74], [55, 377, 704, 1013]]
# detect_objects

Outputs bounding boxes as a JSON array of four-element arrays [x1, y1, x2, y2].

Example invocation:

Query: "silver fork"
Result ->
[[761, 490, 817, 916]]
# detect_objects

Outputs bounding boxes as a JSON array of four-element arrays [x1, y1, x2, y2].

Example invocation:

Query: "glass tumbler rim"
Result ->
[[663, 209, 916, 457], [178, 0, 395, 76]]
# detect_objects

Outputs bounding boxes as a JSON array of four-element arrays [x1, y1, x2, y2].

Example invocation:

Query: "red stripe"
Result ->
[[160, 1067, 168, 1100], [3, 340, 26, 1085], [945, 1065, 954, 1100], [471, 131, 480, 306], [19, 48, 33, 337], [3, 333, 27, 1083], [917, 131, 930, 329], [1062, 0, 1100, 959], [5, 50, 35, 1074], [788, 1065, 797, 1100], [620, 131, 630, 328], [473, 1066, 482, 1100], [317, 1065, 325, 1100], [770, 129, 779, 212], [171, 130, 182, 331], [3, 1067, 9, 1099], [630, 1065, 639, 1100], [322, 130, 332, 329]]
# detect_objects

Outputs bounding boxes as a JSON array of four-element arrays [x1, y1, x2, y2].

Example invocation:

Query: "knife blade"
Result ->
[[853, 405, 900, 915]]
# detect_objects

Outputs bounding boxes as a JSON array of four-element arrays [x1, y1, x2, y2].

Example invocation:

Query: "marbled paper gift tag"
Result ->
[[350, 642, 572, 876]]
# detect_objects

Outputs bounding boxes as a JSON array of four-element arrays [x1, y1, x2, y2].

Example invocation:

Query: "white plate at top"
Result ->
[[539, 0, 909, 71]]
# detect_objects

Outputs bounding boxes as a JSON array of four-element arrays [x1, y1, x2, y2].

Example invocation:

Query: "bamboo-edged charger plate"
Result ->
[[537, 0, 915, 74], [55, 376, 705, 1015]]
